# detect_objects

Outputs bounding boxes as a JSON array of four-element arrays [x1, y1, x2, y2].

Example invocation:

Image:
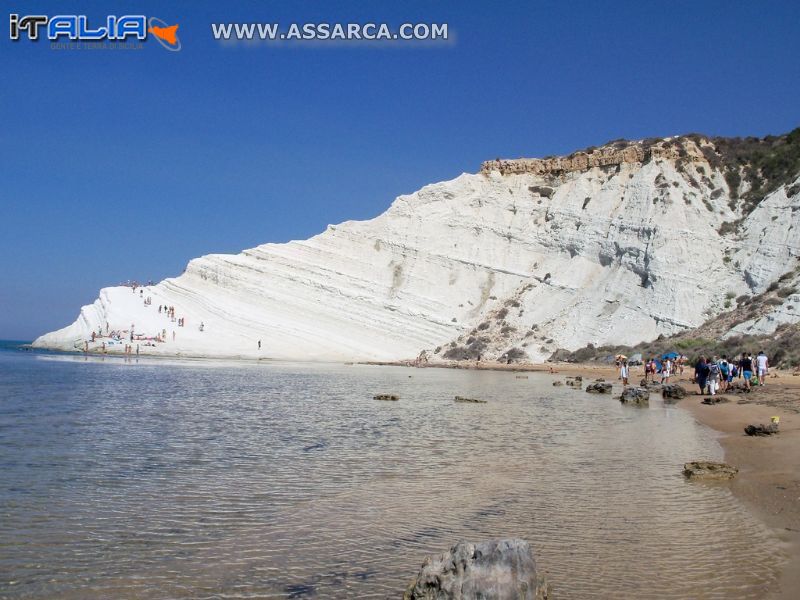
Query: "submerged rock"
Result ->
[[403, 538, 549, 600], [565, 377, 582, 388], [702, 396, 730, 405], [454, 396, 487, 403], [683, 461, 738, 480], [586, 382, 612, 394], [744, 423, 779, 436], [374, 394, 399, 401], [552, 381, 564, 387], [620, 387, 649, 406], [662, 384, 687, 402]]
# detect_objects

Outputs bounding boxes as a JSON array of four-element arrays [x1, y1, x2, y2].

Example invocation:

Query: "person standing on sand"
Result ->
[[694, 356, 710, 395], [756, 351, 769, 386], [661, 357, 672, 384], [740, 353, 753, 389], [718, 355, 730, 392], [620, 361, 629, 386], [707, 357, 721, 396]]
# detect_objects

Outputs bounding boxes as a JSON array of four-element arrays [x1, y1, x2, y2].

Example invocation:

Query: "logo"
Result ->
[[148, 17, 180, 51], [9, 14, 180, 50]]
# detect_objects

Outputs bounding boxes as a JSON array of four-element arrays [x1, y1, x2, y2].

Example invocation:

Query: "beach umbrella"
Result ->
[[662, 351, 679, 360], [615, 354, 628, 361]]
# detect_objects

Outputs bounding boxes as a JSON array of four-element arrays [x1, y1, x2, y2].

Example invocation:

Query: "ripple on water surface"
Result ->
[[0, 352, 783, 598]]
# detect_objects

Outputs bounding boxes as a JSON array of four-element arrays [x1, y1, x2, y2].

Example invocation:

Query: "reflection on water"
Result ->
[[0, 351, 782, 598]]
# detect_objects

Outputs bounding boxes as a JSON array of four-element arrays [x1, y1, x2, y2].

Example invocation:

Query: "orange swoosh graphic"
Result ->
[[149, 24, 179, 45]]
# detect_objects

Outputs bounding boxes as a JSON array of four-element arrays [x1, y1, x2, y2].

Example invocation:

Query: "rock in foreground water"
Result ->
[[620, 387, 649, 406], [586, 382, 612, 394], [683, 461, 738, 480], [374, 394, 399, 401], [454, 396, 487, 403], [661, 384, 687, 402], [404, 539, 549, 600]]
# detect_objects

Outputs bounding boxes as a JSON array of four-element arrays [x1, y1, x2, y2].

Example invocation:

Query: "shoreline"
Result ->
[[400, 359, 800, 599], [678, 383, 800, 599]]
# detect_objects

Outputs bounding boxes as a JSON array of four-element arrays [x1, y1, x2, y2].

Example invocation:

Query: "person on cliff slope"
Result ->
[[694, 357, 710, 395]]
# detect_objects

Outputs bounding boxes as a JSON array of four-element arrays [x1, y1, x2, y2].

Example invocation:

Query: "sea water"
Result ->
[[0, 344, 782, 598]]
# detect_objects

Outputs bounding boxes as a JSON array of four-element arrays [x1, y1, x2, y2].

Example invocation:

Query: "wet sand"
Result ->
[[678, 376, 800, 600], [404, 359, 800, 598]]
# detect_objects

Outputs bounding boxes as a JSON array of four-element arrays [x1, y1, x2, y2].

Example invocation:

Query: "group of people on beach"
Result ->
[[693, 352, 769, 395], [619, 351, 770, 395]]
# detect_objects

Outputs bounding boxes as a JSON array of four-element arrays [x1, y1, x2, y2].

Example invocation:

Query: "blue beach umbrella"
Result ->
[[662, 351, 679, 360]]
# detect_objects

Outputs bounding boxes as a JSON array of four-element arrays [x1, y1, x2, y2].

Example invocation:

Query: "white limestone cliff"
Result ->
[[34, 135, 800, 362]]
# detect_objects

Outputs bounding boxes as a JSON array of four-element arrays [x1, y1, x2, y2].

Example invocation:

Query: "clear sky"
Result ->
[[1, 0, 798, 340]]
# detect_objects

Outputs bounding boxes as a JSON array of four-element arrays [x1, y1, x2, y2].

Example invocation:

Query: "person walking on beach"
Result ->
[[620, 361, 629, 386], [707, 357, 721, 396], [756, 351, 769, 386], [739, 353, 753, 389], [694, 357, 710, 395], [718, 355, 730, 392], [258, 340, 261, 350], [661, 357, 672, 384]]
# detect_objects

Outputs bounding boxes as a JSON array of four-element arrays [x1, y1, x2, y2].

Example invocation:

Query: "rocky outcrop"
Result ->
[[744, 422, 779, 436], [662, 384, 687, 402], [480, 137, 705, 177], [403, 539, 549, 600], [683, 461, 738, 480], [620, 387, 649, 406], [586, 382, 613, 394]]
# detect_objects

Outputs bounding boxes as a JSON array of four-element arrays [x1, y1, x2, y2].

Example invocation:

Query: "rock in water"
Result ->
[[661, 384, 687, 402], [374, 393, 399, 401], [552, 381, 564, 387], [454, 396, 487, 403], [701, 396, 730, 405], [585, 382, 612, 394], [404, 539, 549, 600], [683, 461, 738, 480], [620, 387, 649, 406], [744, 423, 779, 436]]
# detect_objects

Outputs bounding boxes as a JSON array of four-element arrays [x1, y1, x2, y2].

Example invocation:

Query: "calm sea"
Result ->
[[0, 342, 782, 598]]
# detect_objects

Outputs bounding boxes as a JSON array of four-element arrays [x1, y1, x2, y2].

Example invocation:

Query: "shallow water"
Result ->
[[0, 348, 783, 598]]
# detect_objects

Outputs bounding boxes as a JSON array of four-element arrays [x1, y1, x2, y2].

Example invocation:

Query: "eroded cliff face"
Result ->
[[480, 137, 707, 177], [34, 131, 800, 362]]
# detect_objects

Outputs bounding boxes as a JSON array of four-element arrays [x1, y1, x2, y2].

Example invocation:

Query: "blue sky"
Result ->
[[1, 0, 798, 340]]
